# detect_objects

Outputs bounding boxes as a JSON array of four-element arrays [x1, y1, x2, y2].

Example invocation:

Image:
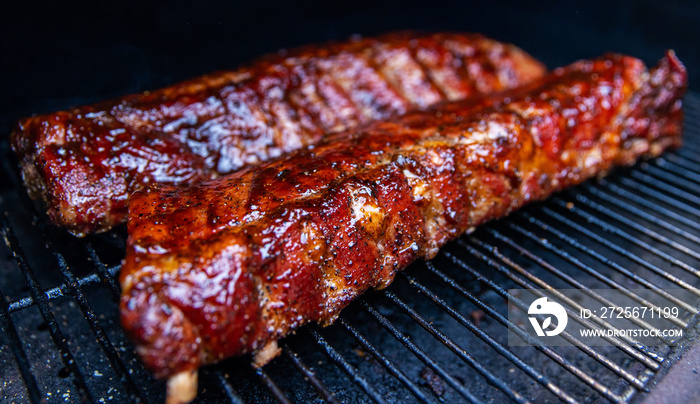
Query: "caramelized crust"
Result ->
[[120, 52, 687, 378], [10, 32, 545, 235]]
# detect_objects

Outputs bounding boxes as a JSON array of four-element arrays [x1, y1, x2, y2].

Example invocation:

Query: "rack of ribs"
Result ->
[[10, 31, 546, 236], [119, 51, 687, 403]]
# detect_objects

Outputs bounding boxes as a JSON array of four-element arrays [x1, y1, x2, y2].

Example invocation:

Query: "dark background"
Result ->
[[1, 0, 698, 133]]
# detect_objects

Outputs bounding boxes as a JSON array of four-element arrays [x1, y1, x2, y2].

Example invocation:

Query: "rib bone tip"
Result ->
[[166, 369, 198, 404]]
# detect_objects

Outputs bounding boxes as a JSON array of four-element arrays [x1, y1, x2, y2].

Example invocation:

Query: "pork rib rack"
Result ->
[[11, 32, 545, 235], [120, 51, 686, 402]]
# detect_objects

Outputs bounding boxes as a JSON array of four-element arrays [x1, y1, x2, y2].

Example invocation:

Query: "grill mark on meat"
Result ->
[[253, 75, 289, 163], [408, 39, 450, 102], [254, 71, 302, 159], [373, 41, 445, 109], [297, 52, 367, 133], [315, 53, 371, 125], [364, 44, 417, 114], [310, 64, 362, 131], [120, 52, 687, 382], [283, 63, 335, 137], [440, 38, 480, 97], [324, 48, 409, 122], [413, 37, 468, 101], [279, 65, 326, 142], [217, 84, 276, 170]]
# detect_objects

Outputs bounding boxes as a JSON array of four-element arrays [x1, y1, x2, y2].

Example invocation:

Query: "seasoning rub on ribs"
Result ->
[[120, 52, 686, 403], [10, 32, 546, 236]]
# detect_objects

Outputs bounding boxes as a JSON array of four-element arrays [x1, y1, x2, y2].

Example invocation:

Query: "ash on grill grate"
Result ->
[[1, 94, 700, 403]]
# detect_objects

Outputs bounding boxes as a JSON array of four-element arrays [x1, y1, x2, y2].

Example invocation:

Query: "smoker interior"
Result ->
[[2, 2, 700, 400], [1, 79, 700, 403]]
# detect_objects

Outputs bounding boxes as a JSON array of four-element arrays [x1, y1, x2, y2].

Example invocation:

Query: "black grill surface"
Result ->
[[1, 92, 700, 403]]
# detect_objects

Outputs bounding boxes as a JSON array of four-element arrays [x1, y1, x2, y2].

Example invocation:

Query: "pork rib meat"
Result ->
[[120, 52, 686, 392]]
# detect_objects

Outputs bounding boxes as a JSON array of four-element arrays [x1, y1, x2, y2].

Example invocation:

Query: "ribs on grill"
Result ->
[[10, 32, 545, 236], [119, 52, 687, 403]]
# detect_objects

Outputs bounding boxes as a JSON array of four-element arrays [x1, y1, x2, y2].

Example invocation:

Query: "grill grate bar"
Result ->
[[682, 146, 700, 163], [607, 176, 700, 223], [359, 300, 485, 404], [595, 179, 700, 231], [337, 318, 436, 404], [489, 226, 686, 332], [48, 242, 145, 402], [403, 267, 588, 400], [0, 212, 94, 402], [680, 125, 700, 145], [460, 239, 663, 367], [651, 159, 700, 184], [254, 366, 293, 404], [1, 142, 140, 402], [637, 164, 700, 199], [677, 121, 700, 138], [0, 284, 43, 404], [18, 195, 145, 402], [662, 153, 700, 174], [441, 251, 632, 402], [684, 131, 700, 144], [678, 147, 700, 163], [552, 198, 700, 292], [673, 147, 700, 164], [628, 171, 700, 206], [541, 205, 700, 299], [583, 184, 700, 245], [85, 244, 123, 298], [9, 159, 143, 400], [282, 345, 341, 404], [566, 193, 700, 263], [381, 289, 530, 404], [681, 118, 700, 141], [310, 328, 389, 404], [682, 149, 700, 164], [6, 264, 121, 313], [679, 146, 700, 164], [519, 212, 698, 316], [212, 370, 245, 404]]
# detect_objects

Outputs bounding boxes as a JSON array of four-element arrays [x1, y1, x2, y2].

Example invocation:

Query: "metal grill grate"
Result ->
[[1, 93, 700, 403]]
